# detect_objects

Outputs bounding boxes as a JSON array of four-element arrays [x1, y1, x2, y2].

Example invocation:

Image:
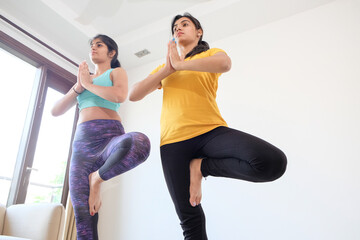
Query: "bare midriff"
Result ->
[[78, 107, 121, 123]]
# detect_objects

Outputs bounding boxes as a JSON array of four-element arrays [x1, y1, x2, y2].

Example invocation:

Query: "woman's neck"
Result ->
[[94, 62, 112, 76], [178, 41, 198, 59]]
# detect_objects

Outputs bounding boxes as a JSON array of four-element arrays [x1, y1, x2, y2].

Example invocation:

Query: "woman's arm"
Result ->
[[169, 41, 232, 73], [175, 52, 232, 73], [129, 42, 175, 101], [51, 83, 79, 116], [129, 67, 171, 101], [80, 62, 128, 103], [51, 67, 84, 117]]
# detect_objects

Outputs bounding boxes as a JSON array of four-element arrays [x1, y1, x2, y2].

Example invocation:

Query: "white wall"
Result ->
[[99, 0, 360, 239]]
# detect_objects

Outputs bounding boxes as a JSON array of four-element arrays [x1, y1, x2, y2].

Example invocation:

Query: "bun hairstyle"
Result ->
[[171, 13, 210, 59], [90, 34, 121, 68]]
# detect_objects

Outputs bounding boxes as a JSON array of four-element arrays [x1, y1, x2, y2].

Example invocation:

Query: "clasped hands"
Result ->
[[74, 61, 92, 93], [166, 38, 185, 73]]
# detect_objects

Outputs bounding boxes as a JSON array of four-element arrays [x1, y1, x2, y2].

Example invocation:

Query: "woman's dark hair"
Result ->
[[171, 13, 210, 59], [90, 34, 121, 68]]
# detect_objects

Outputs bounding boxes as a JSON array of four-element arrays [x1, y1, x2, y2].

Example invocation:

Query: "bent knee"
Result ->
[[256, 149, 287, 182], [129, 132, 151, 161], [267, 150, 287, 181]]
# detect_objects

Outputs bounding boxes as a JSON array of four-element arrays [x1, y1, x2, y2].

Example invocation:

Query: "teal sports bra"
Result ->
[[77, 69, 120, 111]]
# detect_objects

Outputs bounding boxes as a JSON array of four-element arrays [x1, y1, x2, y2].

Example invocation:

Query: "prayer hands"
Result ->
[[79, 61, 92, 89], [168, 38, 183, 71], [164, 41, 176, 75]]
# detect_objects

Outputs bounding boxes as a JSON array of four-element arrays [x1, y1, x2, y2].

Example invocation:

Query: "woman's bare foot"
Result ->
[[189, 158, 203, 207], [88, 171, 104, 216]]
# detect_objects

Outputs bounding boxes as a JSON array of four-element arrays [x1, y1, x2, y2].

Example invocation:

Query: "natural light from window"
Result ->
[[0, 48, 76, 205], [25, 88, 75, 204], [0, 48, 36, 205]]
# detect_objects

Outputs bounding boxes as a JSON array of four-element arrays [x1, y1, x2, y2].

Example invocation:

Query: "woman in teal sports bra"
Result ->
[[52, 34, 151, 240]]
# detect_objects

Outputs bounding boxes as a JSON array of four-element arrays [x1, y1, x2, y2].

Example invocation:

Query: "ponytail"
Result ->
[[111, 59, 121, 68], [185, 40, 210, 59]]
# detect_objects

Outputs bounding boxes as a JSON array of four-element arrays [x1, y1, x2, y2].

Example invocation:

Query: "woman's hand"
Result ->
[[168, 39, 184, 71], [51, 65, 85, 116], [165, 40, 176, 74], [79, 61, 93, 89], [74, 63, 85, 93], [129, 41, 176, 101]]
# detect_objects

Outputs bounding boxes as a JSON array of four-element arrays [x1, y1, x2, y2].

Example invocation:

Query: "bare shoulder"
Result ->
[[111, 67, 127, 75], [110, 67, 128, 81]]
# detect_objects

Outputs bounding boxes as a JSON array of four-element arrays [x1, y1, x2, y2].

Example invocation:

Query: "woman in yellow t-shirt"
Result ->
[[129, 13, 287, 240]]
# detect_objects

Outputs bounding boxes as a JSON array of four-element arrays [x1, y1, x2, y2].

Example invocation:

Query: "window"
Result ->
[[0, 30, 77, 207], [0, 48, 37, 205], [25, 88, 76, 204]]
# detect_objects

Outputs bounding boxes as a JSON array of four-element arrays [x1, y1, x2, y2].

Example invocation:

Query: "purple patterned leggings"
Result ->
[[69, 119, 150, 240]]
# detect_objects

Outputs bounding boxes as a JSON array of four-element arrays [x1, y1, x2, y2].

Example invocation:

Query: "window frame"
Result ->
[[0, 30, 78, 207]]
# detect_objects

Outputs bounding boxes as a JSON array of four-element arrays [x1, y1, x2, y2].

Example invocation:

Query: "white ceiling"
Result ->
[[1, 0, 335, 70]]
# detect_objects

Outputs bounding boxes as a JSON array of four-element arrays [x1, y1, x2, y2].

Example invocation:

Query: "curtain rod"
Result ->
[[0, 14, 78, 67]]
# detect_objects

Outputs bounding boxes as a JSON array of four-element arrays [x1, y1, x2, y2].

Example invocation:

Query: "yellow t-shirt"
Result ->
[[151, 48, 228, 146]]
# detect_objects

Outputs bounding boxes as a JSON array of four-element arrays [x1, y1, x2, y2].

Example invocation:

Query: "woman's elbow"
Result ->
[[222, 58, 232, 72], [128, 94, 136, 102], [115, 93, 128, 103], [128, 92, 143, 102], [128, 85, 144, 102], [51, 108, 62, 117]]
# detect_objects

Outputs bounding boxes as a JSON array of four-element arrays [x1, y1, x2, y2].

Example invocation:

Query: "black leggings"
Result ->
[[160, 126, 287, 240]]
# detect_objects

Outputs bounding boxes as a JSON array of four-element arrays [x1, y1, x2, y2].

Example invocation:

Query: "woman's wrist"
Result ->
[[73, 84, 84, 94], [175, 61, 185, 71], [73, 87, 81, 95], [162, 66, 175, 76]]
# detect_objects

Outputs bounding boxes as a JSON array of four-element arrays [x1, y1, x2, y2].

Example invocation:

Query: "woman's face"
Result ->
[[173, 17, 202, 44], [89, 38, 114, 64]]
